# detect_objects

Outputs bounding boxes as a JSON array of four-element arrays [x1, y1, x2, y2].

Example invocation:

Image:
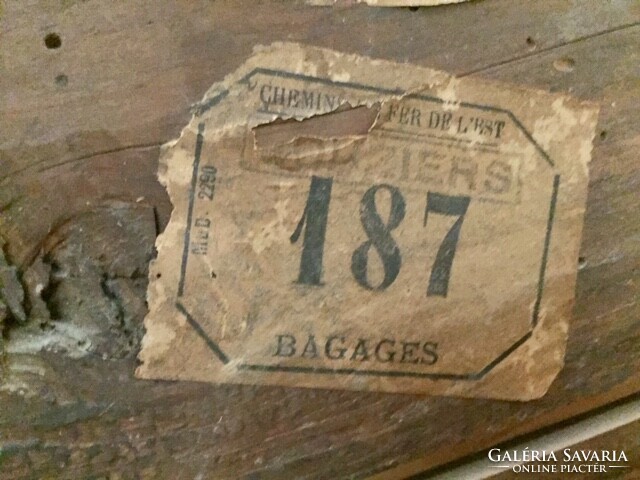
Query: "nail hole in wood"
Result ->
[[44, 33, 62, 49], [578, 256, 587, 270], [55, 74, 68, 87]]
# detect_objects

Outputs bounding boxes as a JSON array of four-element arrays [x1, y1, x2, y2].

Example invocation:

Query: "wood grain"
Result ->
[[1, 1, 639, 478]]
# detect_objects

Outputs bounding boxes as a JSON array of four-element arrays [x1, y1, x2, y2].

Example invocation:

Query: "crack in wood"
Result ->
[[459, 21, 640, 78]]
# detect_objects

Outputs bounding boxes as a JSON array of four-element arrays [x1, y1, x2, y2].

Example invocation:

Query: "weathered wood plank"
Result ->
[[3, 0, 640, 264], [1, 1, 639, 479]]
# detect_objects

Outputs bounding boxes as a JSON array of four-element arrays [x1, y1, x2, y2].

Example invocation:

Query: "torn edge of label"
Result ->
[[138, 42, 600, 401]]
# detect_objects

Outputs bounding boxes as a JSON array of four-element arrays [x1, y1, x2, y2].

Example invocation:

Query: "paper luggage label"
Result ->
[[137, 43, 599, 400]]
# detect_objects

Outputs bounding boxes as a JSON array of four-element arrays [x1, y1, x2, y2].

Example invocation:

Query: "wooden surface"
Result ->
[[1, 1, 639, 478]]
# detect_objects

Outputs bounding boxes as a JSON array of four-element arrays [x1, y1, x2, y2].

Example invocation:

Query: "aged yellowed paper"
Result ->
[[137, 43, 598, 400]]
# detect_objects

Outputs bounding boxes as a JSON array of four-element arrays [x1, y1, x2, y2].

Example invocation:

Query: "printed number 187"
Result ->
[[290, 176, 470, 297]]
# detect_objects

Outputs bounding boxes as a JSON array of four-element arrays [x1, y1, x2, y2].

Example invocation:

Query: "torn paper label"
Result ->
[[137, 43, 599, 400]]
